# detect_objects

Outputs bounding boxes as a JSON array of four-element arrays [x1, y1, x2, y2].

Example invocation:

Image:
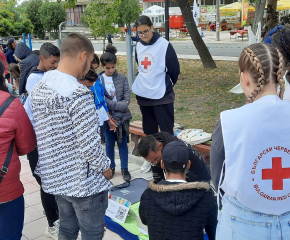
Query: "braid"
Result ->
[[276, 48, 285, 99], [244, 48, 266, 103]]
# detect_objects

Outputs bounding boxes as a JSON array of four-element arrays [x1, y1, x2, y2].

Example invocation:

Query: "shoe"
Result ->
[[44, 225, 58, 240], [140, 160, 151, 173], [53, 219, 60, 228], [121, 169, 131, 182], [111, 168, 115, 179]]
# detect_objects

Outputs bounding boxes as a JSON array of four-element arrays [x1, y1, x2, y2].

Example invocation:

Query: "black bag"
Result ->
[[0, 95, 16, 184]]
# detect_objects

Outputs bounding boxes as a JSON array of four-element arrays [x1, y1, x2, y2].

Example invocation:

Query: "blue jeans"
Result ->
[[104, 121, 128, 170], [55, 191, 108, 240], [217, 195, 290, 240], [0, 195, 24, 240]]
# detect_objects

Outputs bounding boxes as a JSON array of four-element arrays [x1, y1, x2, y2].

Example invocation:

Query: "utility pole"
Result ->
[[165, 0, 169, 40], [216, 0, 220, 41]]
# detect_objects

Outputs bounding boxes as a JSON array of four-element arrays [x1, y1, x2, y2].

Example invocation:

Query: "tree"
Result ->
[[0, 18, 13, 36], [39, 1, 66, 38], [251, 0, 267, 34], [174, 0, 216, 68], [265, 0, 278, 32], [26, 0, 45, 39], [117, 0, 141, 28], [13, 19, 34, 35], [82, 0, 119, 50]]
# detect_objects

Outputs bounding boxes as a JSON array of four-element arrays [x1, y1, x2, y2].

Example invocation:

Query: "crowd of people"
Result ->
[[1, 15, 290, 240]]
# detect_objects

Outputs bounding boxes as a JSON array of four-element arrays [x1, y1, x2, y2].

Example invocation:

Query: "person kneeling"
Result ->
[[139, 141, 217, 240]]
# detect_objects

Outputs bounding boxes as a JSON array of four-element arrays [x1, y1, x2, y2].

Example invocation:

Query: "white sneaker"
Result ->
[[53, 220, 60, 228], [140, 160, 152, 173], [44, 225, 59, 240]]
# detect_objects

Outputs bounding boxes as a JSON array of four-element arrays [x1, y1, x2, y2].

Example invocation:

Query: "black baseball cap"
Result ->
[[162, 141, 189, 169]]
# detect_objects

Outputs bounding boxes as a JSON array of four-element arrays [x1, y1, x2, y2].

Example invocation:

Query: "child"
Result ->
[[211, 43, 290, 239], [8, 63, 20, 95], [100, 45, 132, 181], [139, 141, 217, 240], [26, 43, 60, 94], [89, 54, 116, 137]]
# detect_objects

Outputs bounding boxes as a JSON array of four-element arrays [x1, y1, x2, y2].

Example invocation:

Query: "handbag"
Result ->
[[0, 95, 16, 184]]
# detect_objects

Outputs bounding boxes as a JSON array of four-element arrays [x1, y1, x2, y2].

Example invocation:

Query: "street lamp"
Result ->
[[59, 21, 76, 41]]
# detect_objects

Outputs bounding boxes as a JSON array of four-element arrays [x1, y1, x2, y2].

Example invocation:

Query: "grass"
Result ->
[[116, 56, 245, 133]]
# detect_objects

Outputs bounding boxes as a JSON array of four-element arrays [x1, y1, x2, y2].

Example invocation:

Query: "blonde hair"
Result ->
[[238, 43, 285, 103]]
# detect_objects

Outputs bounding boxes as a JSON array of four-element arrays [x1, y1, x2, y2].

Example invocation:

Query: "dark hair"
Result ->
[[40, 43, 60, 58], [32, 50, 40, 55], [83, 66, 98, 83], [239, 43, 284, 103], [164, 167, 186, 174], [100, 45, 117, 66], [60, 33, 94, 58], [138, 135, 158, 158], [92, 54, 100, 65], [7, 38, 15, 50], [0, 61, 8, 92], [8, 63, 20, 82], [135, 15, 153, 28]]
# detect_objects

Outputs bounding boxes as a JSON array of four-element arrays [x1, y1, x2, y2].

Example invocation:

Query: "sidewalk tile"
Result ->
[[22, 217, 47, 240], [24, 191, 41, 207], [21, 236, 28, 240], [23, 183, 40, 196], [24, 205, 46, 224], [21, 172, 38, 184]]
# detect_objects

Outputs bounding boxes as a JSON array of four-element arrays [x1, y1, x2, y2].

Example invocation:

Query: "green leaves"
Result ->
[[38, 2, 67, 33], [26, 0, 44, 38], [116, 0, 141, 27]]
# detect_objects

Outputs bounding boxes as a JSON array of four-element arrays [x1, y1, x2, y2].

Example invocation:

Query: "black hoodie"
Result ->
[[135, 33, 180, 106], [139, 180, 217, 240], [14, 42, 40, 95]]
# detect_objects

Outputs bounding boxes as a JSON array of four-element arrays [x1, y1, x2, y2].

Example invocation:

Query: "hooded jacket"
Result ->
[[135, 33, 180, 106], [24, 70, 112, 197], [0, 91, 36, 203], [139, 180, 217, 240], [14, 43, 40, 95]]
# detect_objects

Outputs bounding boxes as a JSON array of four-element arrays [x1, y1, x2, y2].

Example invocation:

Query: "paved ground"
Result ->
[[19, 152, 150, 240]]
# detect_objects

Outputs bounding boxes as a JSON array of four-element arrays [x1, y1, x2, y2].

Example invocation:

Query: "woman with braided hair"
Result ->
[[210, 43, 290, 239]]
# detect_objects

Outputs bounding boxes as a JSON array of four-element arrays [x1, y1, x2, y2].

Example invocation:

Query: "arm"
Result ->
[[139, 191, 149, 225], [14, 98, 37, 155], [69, 93, 110, 173], [210, 119, 225, 191], [205, 194, 218, 240], [26, 74, 38, 93], [165, 43, 180, 85]]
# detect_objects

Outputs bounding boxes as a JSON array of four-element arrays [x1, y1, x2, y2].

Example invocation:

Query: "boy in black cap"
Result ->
[[139, 141, 217, 240]]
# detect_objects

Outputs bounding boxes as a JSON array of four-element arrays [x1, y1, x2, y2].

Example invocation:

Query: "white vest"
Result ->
[[132, 37, 169, 99], [220, 95, 290, 215]]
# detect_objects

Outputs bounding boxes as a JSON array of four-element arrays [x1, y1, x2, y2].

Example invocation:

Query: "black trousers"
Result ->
[[27, 148, 59, 227], [140, 103, 174, 135]]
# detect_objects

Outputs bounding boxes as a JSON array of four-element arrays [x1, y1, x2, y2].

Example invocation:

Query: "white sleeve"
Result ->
[[26, 74, 40, 93], [24, 95, 35, 129]]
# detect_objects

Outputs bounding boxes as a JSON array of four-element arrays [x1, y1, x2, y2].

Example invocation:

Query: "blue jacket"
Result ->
[[5, 47, 18, 64], [90, 77, 109, 112]]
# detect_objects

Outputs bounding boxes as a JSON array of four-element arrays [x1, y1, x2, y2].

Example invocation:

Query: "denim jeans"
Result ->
[[0, 195, 24, 240], [217, 195, 290, 240], [55, 191, 108, 240], [104, 121, 128, 170]]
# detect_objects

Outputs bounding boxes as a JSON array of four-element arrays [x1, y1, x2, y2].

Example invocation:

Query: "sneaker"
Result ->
[[53, 219, 60, 228], [140, 160, 151, 173], [111, 168, 115, 179], [44, 225, 58, 240], [121, 169, 131, 182]]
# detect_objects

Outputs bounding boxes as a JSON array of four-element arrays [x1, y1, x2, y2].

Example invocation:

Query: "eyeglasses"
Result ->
[[138, 28, 151, 36]]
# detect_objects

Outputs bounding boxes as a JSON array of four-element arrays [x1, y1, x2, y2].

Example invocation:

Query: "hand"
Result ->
[[103, 168, 112, 180], [108, 119, 117, 132], [12, 85, 16, 91], [112, 118, 118, 125]]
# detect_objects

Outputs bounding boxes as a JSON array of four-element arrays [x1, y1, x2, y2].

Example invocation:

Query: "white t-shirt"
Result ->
[[102, 73, 116, 101], [26, 72, 45, 93]]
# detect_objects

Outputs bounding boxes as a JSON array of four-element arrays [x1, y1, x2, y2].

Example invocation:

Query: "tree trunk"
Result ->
[[265, 0, 278, 32], [120, 31, 124, 41], [252, 0, 267, 34], [103, 35, 106, 53], [175, 0, 216, 68]]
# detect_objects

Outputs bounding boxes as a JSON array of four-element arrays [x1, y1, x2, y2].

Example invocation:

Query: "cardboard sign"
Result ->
[[105, 199, 130, 223]]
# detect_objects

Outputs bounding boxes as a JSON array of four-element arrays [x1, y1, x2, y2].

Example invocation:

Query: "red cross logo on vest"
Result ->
[[262, 157, 290, 190], [141, 57, 151, 70]]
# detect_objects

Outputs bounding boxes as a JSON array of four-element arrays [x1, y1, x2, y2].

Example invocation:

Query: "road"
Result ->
[[31, 41, 248, 58]]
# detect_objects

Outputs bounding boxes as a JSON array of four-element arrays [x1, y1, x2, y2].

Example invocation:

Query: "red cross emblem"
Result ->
[[262, 157, 290, 190], [141, 57, 151, 70]]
